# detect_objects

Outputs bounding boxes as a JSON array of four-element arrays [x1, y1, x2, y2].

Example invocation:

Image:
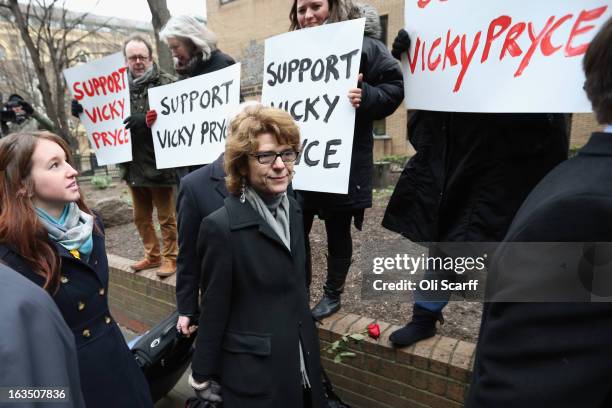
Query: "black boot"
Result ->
[[389, 304, 444, 347], [311, 256, 352, 321]]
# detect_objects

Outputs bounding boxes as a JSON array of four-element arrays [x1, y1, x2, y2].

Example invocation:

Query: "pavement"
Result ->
[[120, 326, 194, 407]]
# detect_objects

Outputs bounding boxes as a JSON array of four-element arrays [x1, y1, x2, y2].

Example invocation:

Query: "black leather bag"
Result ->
[[129, 311, 196, 403], [184, 397, 221, 408]]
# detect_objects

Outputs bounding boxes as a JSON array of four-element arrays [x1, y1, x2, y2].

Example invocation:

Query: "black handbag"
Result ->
[[129, 311, 196, 403], [184, 397, 221, 408]]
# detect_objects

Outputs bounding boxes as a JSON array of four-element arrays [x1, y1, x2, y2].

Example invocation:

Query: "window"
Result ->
[[379, 15, 388, 45]]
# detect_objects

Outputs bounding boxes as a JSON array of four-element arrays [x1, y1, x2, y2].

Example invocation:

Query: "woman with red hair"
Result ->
[[0, 131, 152, 408]]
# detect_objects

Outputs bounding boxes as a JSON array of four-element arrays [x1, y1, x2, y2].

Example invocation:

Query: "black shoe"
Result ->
[[389, 305, 443, 347], [311, 294, 341, 321]]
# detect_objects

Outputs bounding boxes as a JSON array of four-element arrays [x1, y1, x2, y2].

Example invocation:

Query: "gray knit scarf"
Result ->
[[244, 186, 291, 251], [128, 65, 157, 93]]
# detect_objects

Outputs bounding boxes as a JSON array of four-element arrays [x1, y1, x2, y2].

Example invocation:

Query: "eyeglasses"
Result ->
[[127, 55, 150, 62], [251, 150, 298, 165]]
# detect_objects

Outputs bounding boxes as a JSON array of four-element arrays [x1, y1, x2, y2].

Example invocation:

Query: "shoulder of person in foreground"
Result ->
[[0, 264, 87, 407]]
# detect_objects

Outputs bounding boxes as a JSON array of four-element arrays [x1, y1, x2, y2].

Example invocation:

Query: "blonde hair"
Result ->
[[224, 104, 301, 195]]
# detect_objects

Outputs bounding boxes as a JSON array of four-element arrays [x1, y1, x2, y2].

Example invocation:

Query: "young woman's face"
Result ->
[[245, 132, 295, 198], [30, 139, 79, 216], [296, 0, 330, 28]]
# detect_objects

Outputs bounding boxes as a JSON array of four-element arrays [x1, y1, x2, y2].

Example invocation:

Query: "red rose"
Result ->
[[367, 323, 380, 339]]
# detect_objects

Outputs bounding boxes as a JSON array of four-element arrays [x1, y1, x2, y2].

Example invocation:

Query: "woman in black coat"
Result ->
[[290, 0, 404, 320], [381, 30, 569, 347], [189, 105, 325, 407], [0, 132, 153, 408]]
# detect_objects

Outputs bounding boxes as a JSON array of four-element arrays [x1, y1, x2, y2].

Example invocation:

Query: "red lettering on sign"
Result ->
[[565, 6, 608, 57]]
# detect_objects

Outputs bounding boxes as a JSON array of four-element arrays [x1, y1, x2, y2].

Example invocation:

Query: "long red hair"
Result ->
[[0, 131, 95, 294]]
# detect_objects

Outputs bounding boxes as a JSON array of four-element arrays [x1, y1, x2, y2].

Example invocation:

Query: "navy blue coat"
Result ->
[[0, 219, 153, 408], [176, 153, 228, 317]]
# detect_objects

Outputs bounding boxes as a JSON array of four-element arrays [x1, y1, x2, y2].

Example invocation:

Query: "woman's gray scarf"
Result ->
[[244, 186, 291, 251], [128, 65, 157, 92], [37, 203, 94, 252]]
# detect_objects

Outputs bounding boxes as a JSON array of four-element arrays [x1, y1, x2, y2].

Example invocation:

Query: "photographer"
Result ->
[[1, 94, 54, 136]]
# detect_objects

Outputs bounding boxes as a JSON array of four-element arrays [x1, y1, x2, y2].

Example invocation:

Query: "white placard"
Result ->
[[64, 53, 131, 165], [401, 0, 611, 112], [148, 63, 241, 169], [262, 19, 365, 194]]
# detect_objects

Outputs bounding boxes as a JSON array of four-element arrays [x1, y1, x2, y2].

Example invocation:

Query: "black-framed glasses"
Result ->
[[251, 150, 298, 165], [127, 55, 150, 62]]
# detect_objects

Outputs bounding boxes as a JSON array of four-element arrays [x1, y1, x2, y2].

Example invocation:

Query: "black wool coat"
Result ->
[[188, 49, 237, 78], [299, 33, 404, 211], [383, 112, 569, 243], [467, 133, 612, 407], [0, 219, 153, 408], [191, 195, 325, 408], [176, 153, 228, 317]]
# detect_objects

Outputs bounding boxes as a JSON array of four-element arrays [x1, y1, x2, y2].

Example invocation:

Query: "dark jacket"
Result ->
[[0, 219, 153, 408], [122, 64, 176, 187], [299, 5, 404, 211], [175, 153, 228, 316], [467, 133, 612, 407], [383, 112, 569, 243], [191, 195, 325, 407], [187, 49, 237, 78], [0, 263, 86, 408]]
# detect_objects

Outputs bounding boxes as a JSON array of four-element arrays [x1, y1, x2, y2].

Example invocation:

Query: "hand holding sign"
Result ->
[[348, 73, 364, 108]]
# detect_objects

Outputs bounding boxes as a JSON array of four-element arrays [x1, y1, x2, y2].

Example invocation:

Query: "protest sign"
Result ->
[[262, 19, 365, 194], [64, 52, 131, 165], [401, 0, 610, 112], [148, 63, 241, 169]]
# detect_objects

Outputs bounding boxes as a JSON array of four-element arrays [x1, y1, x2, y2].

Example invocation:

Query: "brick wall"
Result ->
[[108, 253, 475, 408], [571, 113, 603, 148]]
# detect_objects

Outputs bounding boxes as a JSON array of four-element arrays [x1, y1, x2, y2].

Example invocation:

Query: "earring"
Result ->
[[240, 177, 246, 203]]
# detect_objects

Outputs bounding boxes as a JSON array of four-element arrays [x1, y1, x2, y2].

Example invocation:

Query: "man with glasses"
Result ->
[[73, 34, 178, 277]]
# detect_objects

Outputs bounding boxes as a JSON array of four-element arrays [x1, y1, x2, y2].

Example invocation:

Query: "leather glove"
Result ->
[[18, 100, 34, 115], [71, 99, 84, 118], [123, 113, 146, 130], [391, 29, 412, 60], [145, 109, 157, 128], [189, 375, 222, 403]]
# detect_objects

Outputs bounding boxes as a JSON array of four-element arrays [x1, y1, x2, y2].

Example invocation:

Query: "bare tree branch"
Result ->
[[146, 0, 174, 74]]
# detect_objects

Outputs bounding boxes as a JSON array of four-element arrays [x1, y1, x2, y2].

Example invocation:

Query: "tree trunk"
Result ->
[[146, 0, 174, 75]]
